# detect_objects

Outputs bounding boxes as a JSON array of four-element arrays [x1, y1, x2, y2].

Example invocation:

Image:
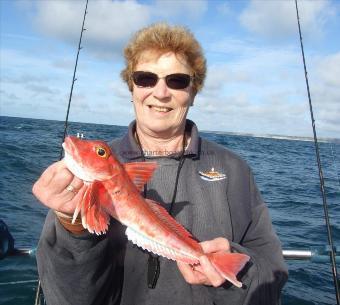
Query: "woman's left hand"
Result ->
[[176, 237, 231, 287]]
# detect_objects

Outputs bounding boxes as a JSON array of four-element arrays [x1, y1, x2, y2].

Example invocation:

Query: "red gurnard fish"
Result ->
[[62, 136, 250, 287]]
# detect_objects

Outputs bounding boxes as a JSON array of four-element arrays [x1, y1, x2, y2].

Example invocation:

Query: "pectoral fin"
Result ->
[[74, 181, 110, 235]]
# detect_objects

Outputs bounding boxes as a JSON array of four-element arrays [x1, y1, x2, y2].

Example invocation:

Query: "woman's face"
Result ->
[[132, 51, 195, 138]]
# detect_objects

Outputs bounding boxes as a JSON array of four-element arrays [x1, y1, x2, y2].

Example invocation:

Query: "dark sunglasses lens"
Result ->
[[133, 72, 157, 87], [166, 74, 191, 89], [132, 72, 191, 89]]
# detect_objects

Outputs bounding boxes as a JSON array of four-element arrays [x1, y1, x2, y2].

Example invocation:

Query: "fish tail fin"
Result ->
[[206, 251, 250, 288]]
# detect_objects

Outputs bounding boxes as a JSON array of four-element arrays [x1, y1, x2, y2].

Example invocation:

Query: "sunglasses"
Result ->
[[132, 71, 192, 90]]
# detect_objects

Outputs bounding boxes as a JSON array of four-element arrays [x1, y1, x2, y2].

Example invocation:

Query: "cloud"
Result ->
[[1, 42, 134, 125], [314, 52, 340, 88], [1, 33, 41, 42], [205, 40, 302, 90], [192, 43, 340, 138], [0, 90, 20, 103], [21, 0, 209, 59], [239, 0, 336, 41], [52, 58, 76, 71], [109, 79, 131, 100], [19, 0, 208, 59], [25, 84, 60, 96], [1, 48, 72, 118], [193, 89, 313, 137], [307, 52, 340, 136], [4, 1, 339, 138], [216, 2, 232, 17], [152, 0, 208, 20], [207, 37, 260, 56], [202, 63, 253, 99], [30, 0, 151, 58]]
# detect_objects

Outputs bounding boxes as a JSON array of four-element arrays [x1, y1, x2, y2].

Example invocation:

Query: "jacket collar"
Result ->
[[118, 120, 200, 160]]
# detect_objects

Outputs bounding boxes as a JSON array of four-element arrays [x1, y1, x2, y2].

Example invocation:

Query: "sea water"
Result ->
[[0, 116, 339, 305]]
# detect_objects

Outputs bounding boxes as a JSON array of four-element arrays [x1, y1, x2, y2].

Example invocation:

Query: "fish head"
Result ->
[[62, 136, 116, 182]]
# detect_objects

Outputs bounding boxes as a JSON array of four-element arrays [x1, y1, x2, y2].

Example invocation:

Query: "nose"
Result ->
[[152, 78, 171, 101]]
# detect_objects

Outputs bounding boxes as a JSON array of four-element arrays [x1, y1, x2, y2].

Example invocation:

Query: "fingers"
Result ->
[[60, 176, 84, 197], [46, 161, 78, 194], [199, 238, 230, 286], [177, 237, 231, 287], [32, 160, 84, 214], [200, 237, 230, 254], [34, 161, 68, 189], [177, 258, 224, 287], [199, 255, 225, 287], [59, 183, 87, 214], [176, 261, 208, 285], [35, 161, 65, 188]]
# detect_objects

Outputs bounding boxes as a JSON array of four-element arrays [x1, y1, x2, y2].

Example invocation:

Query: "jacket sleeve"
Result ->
[[228, 168, 288, 305], [36, 210, 124, 305]]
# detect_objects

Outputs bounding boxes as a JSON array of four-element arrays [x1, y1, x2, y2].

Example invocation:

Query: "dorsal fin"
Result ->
[[123, 162, 158, 191]]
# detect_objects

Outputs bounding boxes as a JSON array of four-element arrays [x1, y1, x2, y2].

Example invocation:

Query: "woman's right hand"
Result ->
[[32, 160, 85, 215]]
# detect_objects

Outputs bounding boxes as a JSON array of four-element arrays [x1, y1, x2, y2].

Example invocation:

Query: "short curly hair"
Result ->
[[121, 23, 206, 94]]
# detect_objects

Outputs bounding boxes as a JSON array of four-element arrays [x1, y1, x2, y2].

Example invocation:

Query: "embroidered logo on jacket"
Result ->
[[198, 168, 226, 181]]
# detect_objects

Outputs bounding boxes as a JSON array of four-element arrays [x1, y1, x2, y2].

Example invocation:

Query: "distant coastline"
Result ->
[[2, 115, 339, 144], [201, 130, 340, 144]]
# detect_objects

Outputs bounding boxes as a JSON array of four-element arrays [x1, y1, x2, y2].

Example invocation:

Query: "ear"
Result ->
[[189, 89, 197, 106], [189, 96, 195, 106]]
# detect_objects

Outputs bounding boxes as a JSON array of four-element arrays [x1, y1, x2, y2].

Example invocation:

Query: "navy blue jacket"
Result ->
[[37, 120, 288, 305]]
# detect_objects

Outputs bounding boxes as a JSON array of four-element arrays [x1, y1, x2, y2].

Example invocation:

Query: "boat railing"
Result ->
[[283, 246, 340, 263], [3, 246, 340, 263], [1, 219, 339, 263]]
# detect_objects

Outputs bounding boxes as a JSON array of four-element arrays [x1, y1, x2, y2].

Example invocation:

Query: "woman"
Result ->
[[33, 23, 288, 305]]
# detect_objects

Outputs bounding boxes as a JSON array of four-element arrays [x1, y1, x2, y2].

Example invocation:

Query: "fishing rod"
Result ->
[[59, 0, 89, 160], [294, 0, 340, 303], [37, 0, 89, 303]]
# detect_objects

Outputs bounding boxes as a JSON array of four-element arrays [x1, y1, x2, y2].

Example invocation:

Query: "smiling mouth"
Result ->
[[148, 105, 173, 113]]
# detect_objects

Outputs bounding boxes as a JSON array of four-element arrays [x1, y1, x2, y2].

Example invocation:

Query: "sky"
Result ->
[[1, 0, 339, 138]]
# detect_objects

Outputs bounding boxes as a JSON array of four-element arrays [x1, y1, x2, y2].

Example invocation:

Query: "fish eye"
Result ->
[[96, 147, 108, 158]]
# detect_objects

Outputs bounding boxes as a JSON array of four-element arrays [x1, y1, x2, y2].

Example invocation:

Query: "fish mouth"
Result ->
[[62, 137, 94, 182], [62, 136, 75, 158]]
